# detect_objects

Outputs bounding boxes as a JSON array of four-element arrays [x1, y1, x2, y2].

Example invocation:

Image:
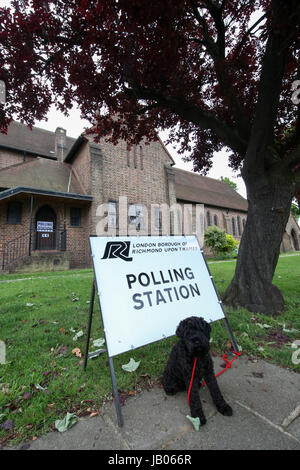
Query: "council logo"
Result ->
[[101, 241, 133, 261]]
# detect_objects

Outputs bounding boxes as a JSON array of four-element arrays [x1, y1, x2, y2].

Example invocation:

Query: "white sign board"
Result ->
[[90, 235, 224, 357], [37, 221, 53, 232]]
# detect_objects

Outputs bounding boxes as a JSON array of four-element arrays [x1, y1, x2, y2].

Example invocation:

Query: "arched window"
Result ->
[[237, 216, 241, 236], [213, 214, 218, 226], [126, 147, 130, 167], [206, 211, 211, 227], [232, 217, 236, 236], [140, 146, 143, 170]]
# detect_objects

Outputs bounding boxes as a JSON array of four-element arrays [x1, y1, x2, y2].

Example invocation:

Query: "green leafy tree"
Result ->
[[220, 176, 238, 192], [291, 200, 300, 221]]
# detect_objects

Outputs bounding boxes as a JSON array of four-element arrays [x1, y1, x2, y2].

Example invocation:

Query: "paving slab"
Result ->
[[215, 356, 300, 431], [4, 356, 300, 451]]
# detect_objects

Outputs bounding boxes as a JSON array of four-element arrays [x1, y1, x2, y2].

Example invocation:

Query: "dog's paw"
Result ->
[[191, 411, 206, 426], [165, 390, 176, 396], [200, 416, 207, 426], [218, 403, 233, 416]]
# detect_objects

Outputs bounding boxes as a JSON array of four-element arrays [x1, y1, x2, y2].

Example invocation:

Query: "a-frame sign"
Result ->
[[84, 235, 238, 427]]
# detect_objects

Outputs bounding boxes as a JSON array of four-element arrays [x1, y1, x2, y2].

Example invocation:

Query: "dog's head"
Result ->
[[176, 316, 211, 356]]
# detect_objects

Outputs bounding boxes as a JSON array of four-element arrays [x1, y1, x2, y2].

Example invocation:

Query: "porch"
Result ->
[[0, 186, 92, 272]]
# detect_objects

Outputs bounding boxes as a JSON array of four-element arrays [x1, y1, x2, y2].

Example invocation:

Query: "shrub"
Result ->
[[204, 226, 238, 258]]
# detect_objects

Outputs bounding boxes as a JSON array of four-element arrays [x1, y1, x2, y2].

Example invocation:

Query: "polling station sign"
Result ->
[[90, 235, 225, 357]]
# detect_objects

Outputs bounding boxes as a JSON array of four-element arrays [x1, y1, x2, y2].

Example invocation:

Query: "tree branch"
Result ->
[[232, 12, 269, 58], [244, 0, 297, 175], [124, 84, 247, 155], [190, 0, 251, 141]]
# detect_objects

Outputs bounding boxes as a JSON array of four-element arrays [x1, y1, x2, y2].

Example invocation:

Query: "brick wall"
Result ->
[[204, 205, 247, 241], [69, 140, 91, 194], [87, 137, 173, 236], [0, 147, 35, 171]]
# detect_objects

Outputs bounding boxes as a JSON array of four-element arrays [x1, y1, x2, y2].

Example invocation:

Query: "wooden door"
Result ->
[[35, 206, 56, 250]]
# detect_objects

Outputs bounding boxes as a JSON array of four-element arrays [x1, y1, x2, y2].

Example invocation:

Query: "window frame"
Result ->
[[6, 201, 22, 224], [70, 207, 82, 227]]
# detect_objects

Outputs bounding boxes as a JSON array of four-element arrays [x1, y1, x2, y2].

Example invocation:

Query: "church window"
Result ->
[[237, 216, 241, 235], [232, 217, 236, 236], [129, 204, 145, 231], [108, 201, 117, 228], [206, 211, 211, 227]]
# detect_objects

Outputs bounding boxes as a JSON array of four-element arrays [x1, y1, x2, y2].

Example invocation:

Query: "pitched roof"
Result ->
[[0, 121, 75, 158], [0, 158, 87, 196], [173, 168, 248, 212]]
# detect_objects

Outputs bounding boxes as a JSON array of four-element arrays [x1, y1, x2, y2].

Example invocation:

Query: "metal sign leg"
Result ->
[[223, 316, 239, 352], [108, 357, 124, 427], [83, 278, 96, 371]]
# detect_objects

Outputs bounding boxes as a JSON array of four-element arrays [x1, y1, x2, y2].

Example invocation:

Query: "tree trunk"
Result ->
[[222, 172, 294, 315]]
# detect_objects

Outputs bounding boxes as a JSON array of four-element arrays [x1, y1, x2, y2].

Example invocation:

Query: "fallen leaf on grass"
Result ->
[[92, 338, 105, 348], [35, 383, 47, 392], [283, 326, 298, 334], [0, 383, 9, 394], [0, 419, 14, 430], [186, 415, 200, 431], [256, 323, 272, 329], [72, 348, 82, 358], [0, 341, 6, 365], [121, 358, 140, 372], [55, 412, 78, 432], [73, 330, 84, 341]]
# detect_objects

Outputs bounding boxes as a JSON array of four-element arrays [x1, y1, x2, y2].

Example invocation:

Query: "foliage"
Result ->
[[0, 1, 299, 182], [204, 225, 237, 257], [220, 177, 238, 191], [291, 201, 300, 221], [225, 233, 238, 255]]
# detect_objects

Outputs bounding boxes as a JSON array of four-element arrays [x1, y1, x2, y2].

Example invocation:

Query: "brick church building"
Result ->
[[0, 121, 299, 272]]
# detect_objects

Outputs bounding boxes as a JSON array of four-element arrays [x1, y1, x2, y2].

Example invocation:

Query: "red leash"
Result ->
[[187, 350, 241, 405]]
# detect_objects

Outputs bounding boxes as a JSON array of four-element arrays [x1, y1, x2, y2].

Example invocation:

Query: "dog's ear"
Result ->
[[199, 317, 211, 338], [175, 320, 186, 339]]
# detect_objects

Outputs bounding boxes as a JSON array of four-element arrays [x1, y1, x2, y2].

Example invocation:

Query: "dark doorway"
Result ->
[[35, 205, 56, 250]]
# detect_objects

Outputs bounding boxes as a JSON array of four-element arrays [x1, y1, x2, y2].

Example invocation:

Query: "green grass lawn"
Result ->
[[0, 255, 299, 446]]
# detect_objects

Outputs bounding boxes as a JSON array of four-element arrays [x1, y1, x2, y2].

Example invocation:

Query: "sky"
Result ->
[[0, 0, 248, 198]]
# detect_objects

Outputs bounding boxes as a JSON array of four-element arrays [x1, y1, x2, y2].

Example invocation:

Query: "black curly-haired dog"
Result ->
[[162, 316, 232, 426]]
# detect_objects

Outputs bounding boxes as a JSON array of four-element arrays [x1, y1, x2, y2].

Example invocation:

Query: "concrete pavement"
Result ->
[[6, 355, 300, 451]]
